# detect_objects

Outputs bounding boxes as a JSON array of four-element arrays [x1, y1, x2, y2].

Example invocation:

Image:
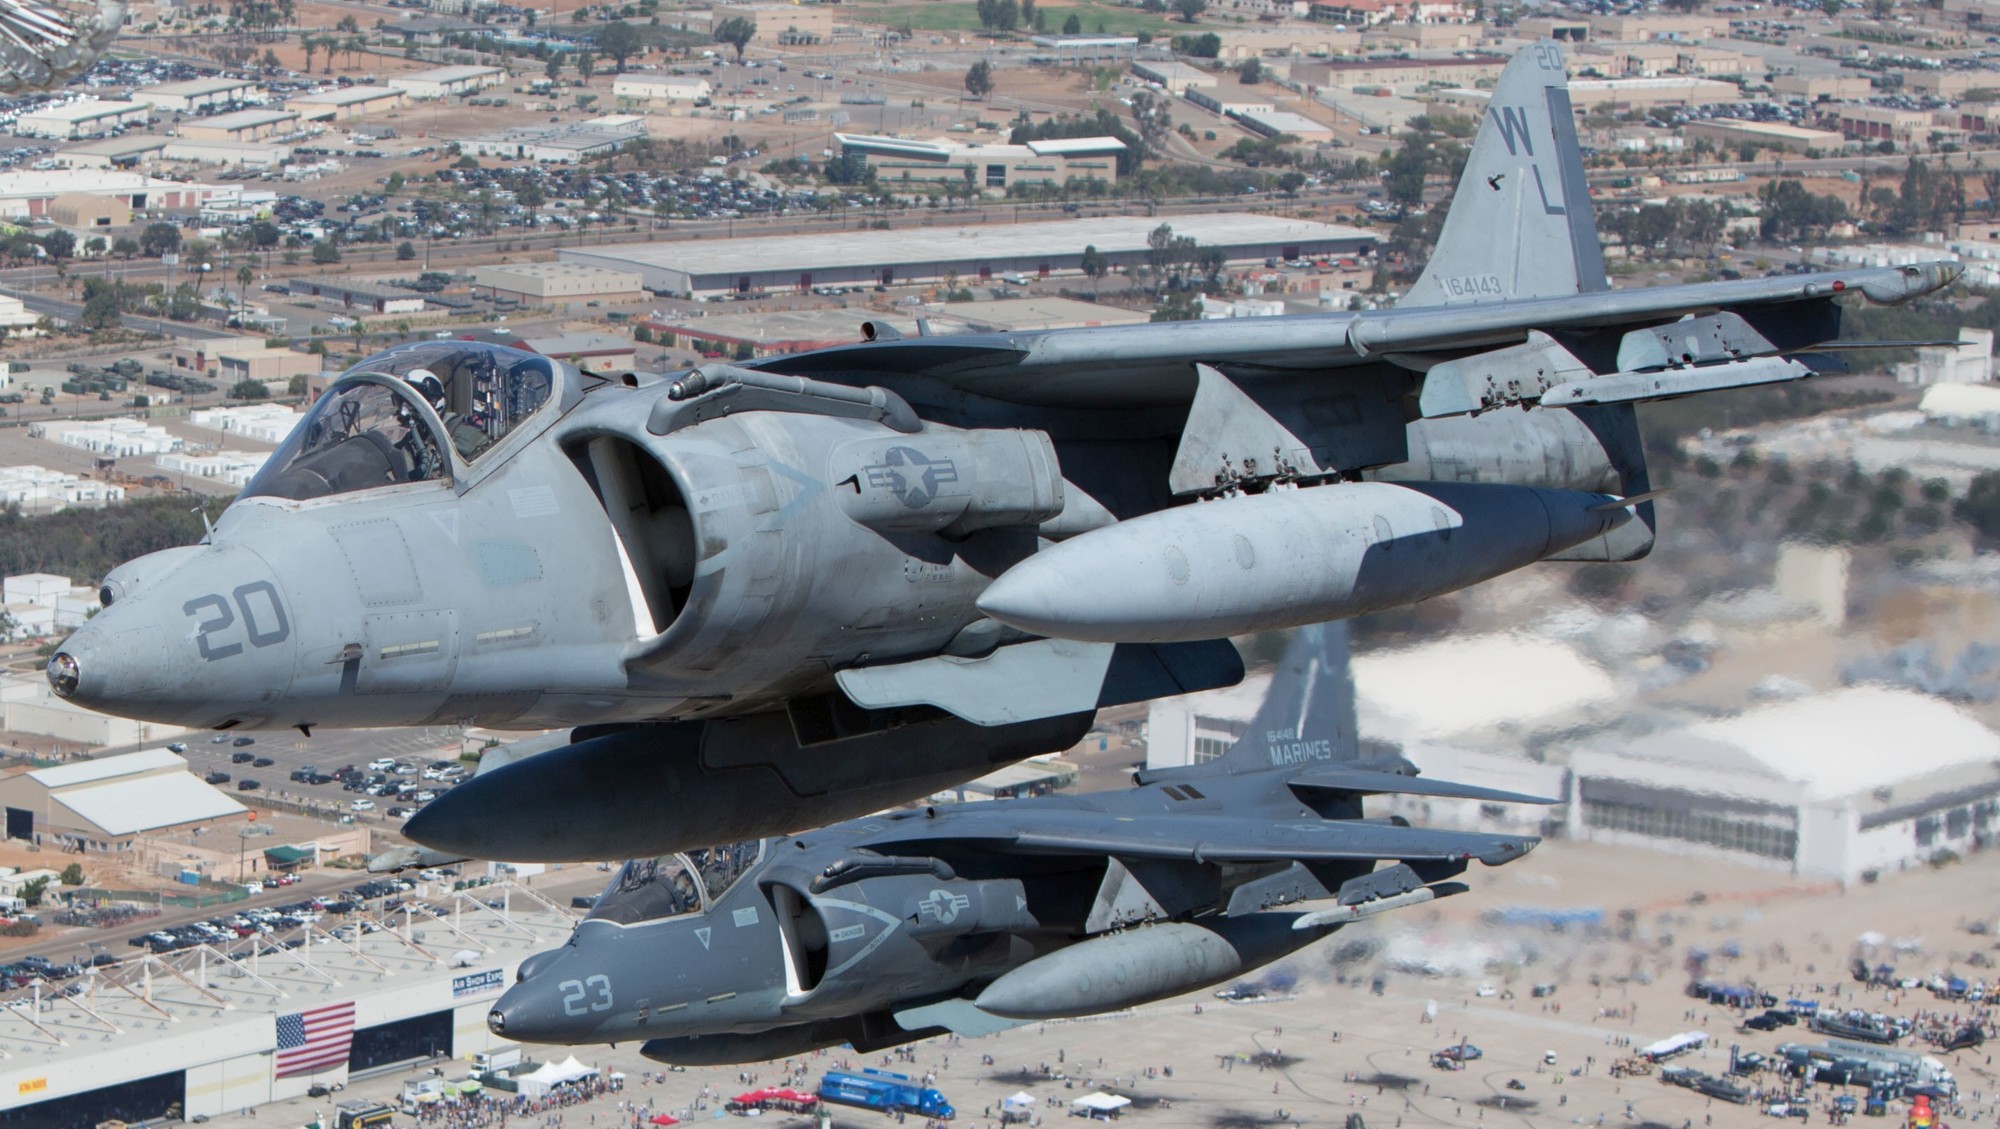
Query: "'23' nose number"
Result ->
[[560, 975, 613, 1016]]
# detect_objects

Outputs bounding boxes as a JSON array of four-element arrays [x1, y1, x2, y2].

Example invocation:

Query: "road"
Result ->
[[0, 282, 243, 340]]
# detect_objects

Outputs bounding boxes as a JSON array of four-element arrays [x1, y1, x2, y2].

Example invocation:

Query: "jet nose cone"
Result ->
[[46, 651, 80, 698]]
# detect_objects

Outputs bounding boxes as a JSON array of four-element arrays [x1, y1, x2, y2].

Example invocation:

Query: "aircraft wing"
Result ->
[[851, 810, 1535, 867], [754, 265, 1959, 411]]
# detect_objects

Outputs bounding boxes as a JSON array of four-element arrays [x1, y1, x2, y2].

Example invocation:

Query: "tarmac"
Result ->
[[171, 837, 2000, 1129]]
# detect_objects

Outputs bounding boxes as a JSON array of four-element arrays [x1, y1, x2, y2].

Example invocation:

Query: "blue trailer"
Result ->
[[819, 1069, 956, 1119]]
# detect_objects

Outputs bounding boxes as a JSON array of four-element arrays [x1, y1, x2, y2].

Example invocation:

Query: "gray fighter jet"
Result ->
[[50, 42, 1956, 861], [487, 622, 1548, 1064]]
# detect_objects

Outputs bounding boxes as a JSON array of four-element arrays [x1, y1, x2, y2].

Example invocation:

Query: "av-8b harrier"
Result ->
[[486, 623, 1550, 1064], [50, 42, 1957, 861]]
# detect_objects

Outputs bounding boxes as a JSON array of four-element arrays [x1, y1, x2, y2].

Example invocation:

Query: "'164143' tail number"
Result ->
[[1442, 275, 1505, 299]]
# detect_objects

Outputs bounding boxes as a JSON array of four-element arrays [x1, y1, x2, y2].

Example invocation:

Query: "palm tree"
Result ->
[[236, 264, 253, 325], [300, 31, 315, 72]]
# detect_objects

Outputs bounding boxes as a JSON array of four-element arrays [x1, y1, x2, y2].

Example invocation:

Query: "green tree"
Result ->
[[384, 170, 406, 194], [713, 15, 756, 59], [597, 20, 640, 71], [168, 283, 200, 320], [58, 863, 83, 887], [78, 285, 121, 332], [311, 240, 341, 264], [18, 878, 46, 907], [965, 59, 994, 98], [1174, 0, 1206, 21], [546, 53, 562, 80], [1957, 471, 2000, 541], [111, 235, 139, 258], [231, 378, 271, 399], [140, 222, 182, 257], [1239, 58, 1262, 84], [576, 49, 596, 78], [41, 229, 73, 259], [1062, 12, 1082, 32], [397, 240, 417, 260], [1080, 243, 1107, 295]]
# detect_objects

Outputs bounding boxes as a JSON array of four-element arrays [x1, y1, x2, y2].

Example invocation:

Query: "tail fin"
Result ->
[[1401, 41, 1606, 309], [1210, 622, 1360, 775]]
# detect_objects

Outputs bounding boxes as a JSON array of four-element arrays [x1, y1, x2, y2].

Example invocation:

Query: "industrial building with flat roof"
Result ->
[[471, 262, 644, 308], [466, 116, 647, 163], [388, 63, 504, 100], [139, 76, 263, 113], [1568, 687, 2000, 882], [60, 134, 168, 168], [164, 138, 292, 167], [178, 107, 302, 143], [1682, 117, 1849, 155], [14, 99, 152, 140], [284, 85, 405, 121], [837, 133, 1125, 191], [0, 748, 248, 851], [611, 73, 713, 107], [0, 877, 564, 1126], [0, 168, 232, 219], [561, 214, 1375, 298], [286, 276, 427, 314]]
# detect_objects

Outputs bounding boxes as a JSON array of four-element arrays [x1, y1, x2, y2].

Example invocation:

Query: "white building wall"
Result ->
[[1144, 703, 1196, 771], [184, 1052, 278, 1118]]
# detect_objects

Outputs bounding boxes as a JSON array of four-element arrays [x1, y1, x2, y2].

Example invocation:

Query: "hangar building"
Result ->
[[558, 214, 1375, 299], [1567, 686, 2000, 882], [14, 99, 152, 140], [0, 748, 247, 852], [472, 262, 645, 309], [0, 885, 564, 1126], [140, 76, 264, 113], [285, 85, 406, 122], [387, 64, 504, 100]]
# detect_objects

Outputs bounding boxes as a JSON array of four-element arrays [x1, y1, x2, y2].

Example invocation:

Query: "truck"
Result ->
[[818, 1069, 955, 1119], [334, 1102, 394, 1129]]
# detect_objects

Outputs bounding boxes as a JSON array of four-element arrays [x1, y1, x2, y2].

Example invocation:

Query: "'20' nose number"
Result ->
[[183, 581, 291, 661]]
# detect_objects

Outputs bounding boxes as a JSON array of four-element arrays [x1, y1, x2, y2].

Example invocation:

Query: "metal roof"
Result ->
[[287, 86, 402, 106], [54, 771, 248, 834], [561, 214, 1374, 280], [192, 108, 300, 129], [393, 65, 503, 83], [29, 747, 183, 788], [142, 77, 259, 97]]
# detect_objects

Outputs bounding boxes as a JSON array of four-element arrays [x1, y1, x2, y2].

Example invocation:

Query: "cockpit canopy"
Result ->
[[585, 841, 766, 926], [244, 342, 561, 502]]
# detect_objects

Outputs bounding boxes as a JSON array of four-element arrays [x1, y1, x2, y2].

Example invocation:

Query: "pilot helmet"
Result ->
[[403, 367, 446, 411]]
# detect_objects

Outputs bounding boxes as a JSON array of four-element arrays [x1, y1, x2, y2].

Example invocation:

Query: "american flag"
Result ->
[[275, 1001, 356, 1078]]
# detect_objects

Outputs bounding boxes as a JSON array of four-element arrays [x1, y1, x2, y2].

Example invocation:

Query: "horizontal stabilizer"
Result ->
[[1288, 765, 1558, 805]]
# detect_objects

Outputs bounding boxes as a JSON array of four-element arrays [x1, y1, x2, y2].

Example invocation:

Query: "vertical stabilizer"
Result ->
[[1210, 623, 1358, 775], [1401, 41, 1606, 308]]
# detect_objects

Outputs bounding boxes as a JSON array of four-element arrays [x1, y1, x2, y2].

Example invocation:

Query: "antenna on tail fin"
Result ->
[[1401, 41, 1607, 308]]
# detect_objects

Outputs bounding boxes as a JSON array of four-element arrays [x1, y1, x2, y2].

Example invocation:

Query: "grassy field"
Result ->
[[857, 0, 1193, 37]]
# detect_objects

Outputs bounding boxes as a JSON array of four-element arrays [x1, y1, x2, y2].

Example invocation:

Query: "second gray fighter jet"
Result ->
[[486, 623, 1548, 1064]]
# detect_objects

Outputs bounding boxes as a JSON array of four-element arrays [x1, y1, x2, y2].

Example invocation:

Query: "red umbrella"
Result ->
[[648, 1116, 680, 1126]]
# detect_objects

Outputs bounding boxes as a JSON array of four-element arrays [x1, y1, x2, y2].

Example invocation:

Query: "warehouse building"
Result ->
[[164, 137, 293, 167], [0, 748, 247, 851], [519, 332, 636, 372], [14, 99, 152, 140], [47, 190, 131, 229], [285, 85, 406, 121], [837, 133, 1125, 191], [1682, 117, 1848, 155], [561, 213, 1374, 298], [1131, 60, 1219, 93], [139, 76, 264, 113], [388, 63, 504, 100], [178, 107, 302, 143], [471, 261, 644, 308], [611, 74, 712, 108], [286, 276, 428, 314], [1567, 687, 2000, 882], [60, 134, 168, 168], [0, 885, 564, 1126], [465, 116, 646, 163]]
